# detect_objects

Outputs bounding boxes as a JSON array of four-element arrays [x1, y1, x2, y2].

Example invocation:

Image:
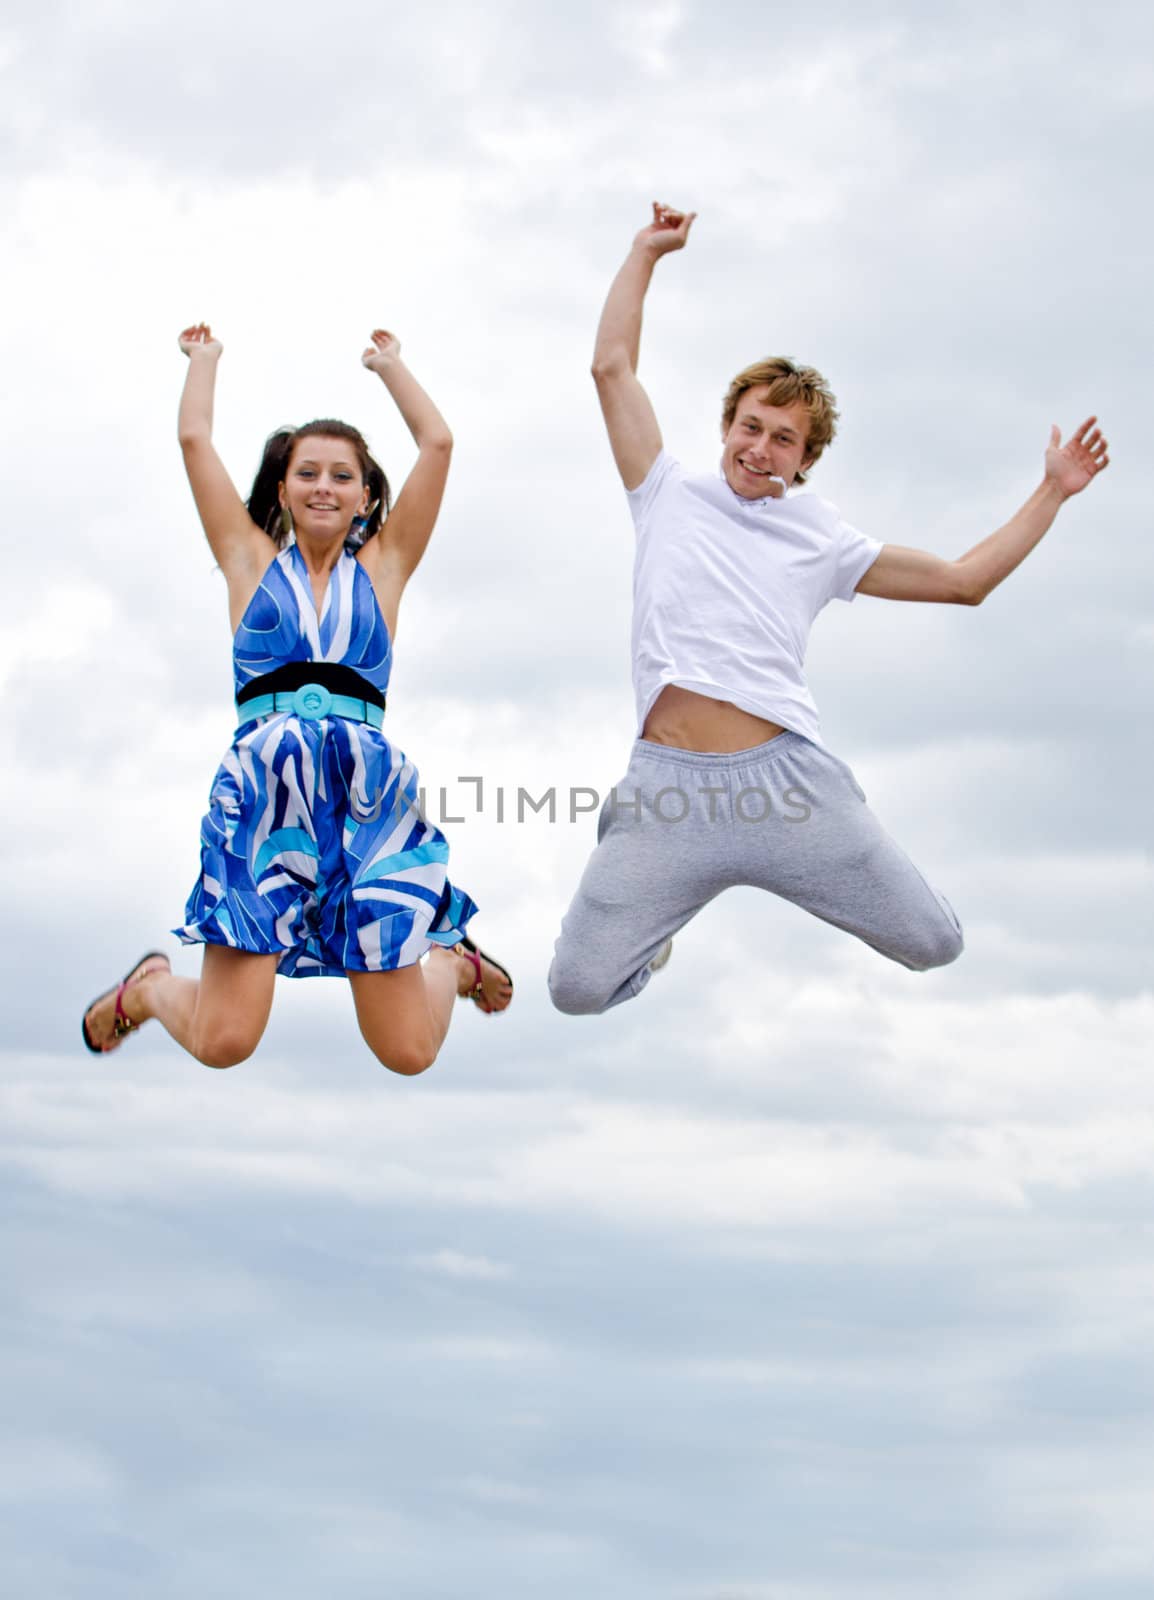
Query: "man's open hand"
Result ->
[[1045, 417, 1110, 499]]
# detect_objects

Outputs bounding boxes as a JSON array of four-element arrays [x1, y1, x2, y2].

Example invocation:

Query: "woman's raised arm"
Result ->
[[356, 329, 452, 616], [177, 324, 270, 605]]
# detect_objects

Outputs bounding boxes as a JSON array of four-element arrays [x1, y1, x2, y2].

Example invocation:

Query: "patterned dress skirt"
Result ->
[[177, 710, 477, 977]]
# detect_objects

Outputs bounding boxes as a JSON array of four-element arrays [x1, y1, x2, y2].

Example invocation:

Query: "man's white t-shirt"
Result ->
[[627, 452, 882, 746]]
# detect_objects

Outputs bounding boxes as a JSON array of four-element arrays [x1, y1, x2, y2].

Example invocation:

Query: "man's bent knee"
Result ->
[[902, 919, 964, 973], [547, 956, 615, 1017]]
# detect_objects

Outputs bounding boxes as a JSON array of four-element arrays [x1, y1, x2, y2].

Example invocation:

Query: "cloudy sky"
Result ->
[[2, 2, 1152, 1595]]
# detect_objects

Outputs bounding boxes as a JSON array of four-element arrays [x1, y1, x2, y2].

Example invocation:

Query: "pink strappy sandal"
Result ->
[[454, 937, 514, 1014], [81, 950, 171, 1054]]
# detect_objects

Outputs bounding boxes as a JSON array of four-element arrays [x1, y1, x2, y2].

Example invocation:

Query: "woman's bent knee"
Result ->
[[193, 1036, 254, 1062], [375, 1043, 438, 1076], [193, 1030, 259, 1069]]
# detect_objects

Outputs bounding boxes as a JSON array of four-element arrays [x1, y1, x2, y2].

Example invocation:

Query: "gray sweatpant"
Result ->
[[548, 733, 963, 1015]]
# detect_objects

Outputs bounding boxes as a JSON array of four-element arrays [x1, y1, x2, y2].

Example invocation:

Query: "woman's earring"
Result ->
[[347, 498, 379, 549]]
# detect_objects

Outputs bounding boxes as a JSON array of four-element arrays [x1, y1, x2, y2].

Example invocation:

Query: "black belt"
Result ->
[[237, 662, 386, 713]]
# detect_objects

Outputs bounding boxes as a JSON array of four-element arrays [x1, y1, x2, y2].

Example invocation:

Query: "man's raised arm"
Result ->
[[592, 202, 696, 491]]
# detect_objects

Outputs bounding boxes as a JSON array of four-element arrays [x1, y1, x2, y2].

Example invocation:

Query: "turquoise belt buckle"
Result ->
[[292, 683, 333, 720]]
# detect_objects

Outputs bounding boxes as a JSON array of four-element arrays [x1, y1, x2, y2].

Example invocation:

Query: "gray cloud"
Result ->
[[7, 1041, 1154, 1596]]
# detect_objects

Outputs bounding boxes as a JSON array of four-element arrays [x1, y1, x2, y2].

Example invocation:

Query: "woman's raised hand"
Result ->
[[178, 322, 222, 358], [362, 328, 402, 372]]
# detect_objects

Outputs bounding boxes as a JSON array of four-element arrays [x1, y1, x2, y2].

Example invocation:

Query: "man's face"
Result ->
[[721, 392, 813, 499]]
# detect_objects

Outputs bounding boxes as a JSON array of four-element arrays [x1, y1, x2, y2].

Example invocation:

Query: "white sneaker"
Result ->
[[648, 939, 674, 976]]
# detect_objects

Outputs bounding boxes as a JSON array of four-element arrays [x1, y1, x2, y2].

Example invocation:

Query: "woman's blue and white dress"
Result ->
[[176, 542, 476, 976]]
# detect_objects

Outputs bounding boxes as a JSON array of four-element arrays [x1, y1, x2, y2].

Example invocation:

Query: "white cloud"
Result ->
[[610, 2, 686, 79], [9, 976, 1154, 1236], [414, 1248, 515, 1281]]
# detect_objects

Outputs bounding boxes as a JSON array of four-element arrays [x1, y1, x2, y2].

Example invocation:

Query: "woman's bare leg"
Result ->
[[84, 945, 279, 1068], [349, 944, 511, 1076]]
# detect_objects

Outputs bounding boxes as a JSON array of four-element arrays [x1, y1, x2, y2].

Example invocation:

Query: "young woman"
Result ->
[[82, 324, 512, 1074]]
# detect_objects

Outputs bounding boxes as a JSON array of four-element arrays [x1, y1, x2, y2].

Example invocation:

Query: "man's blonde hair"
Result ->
[[721, 357, 839, 485]]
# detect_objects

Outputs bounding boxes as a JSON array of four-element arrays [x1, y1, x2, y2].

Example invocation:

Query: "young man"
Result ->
[[548, 203, 1110, 1015]]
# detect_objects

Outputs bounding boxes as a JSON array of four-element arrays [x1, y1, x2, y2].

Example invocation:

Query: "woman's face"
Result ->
[[279, 435, 369, 541]]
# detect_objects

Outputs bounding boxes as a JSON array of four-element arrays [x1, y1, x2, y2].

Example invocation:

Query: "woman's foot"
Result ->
[[453, 939, 514, 1015], [81, 951, 171, 1054]]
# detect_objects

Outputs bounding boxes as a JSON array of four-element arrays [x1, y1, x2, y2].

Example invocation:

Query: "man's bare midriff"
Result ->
[[641, 685, 786, 753]]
